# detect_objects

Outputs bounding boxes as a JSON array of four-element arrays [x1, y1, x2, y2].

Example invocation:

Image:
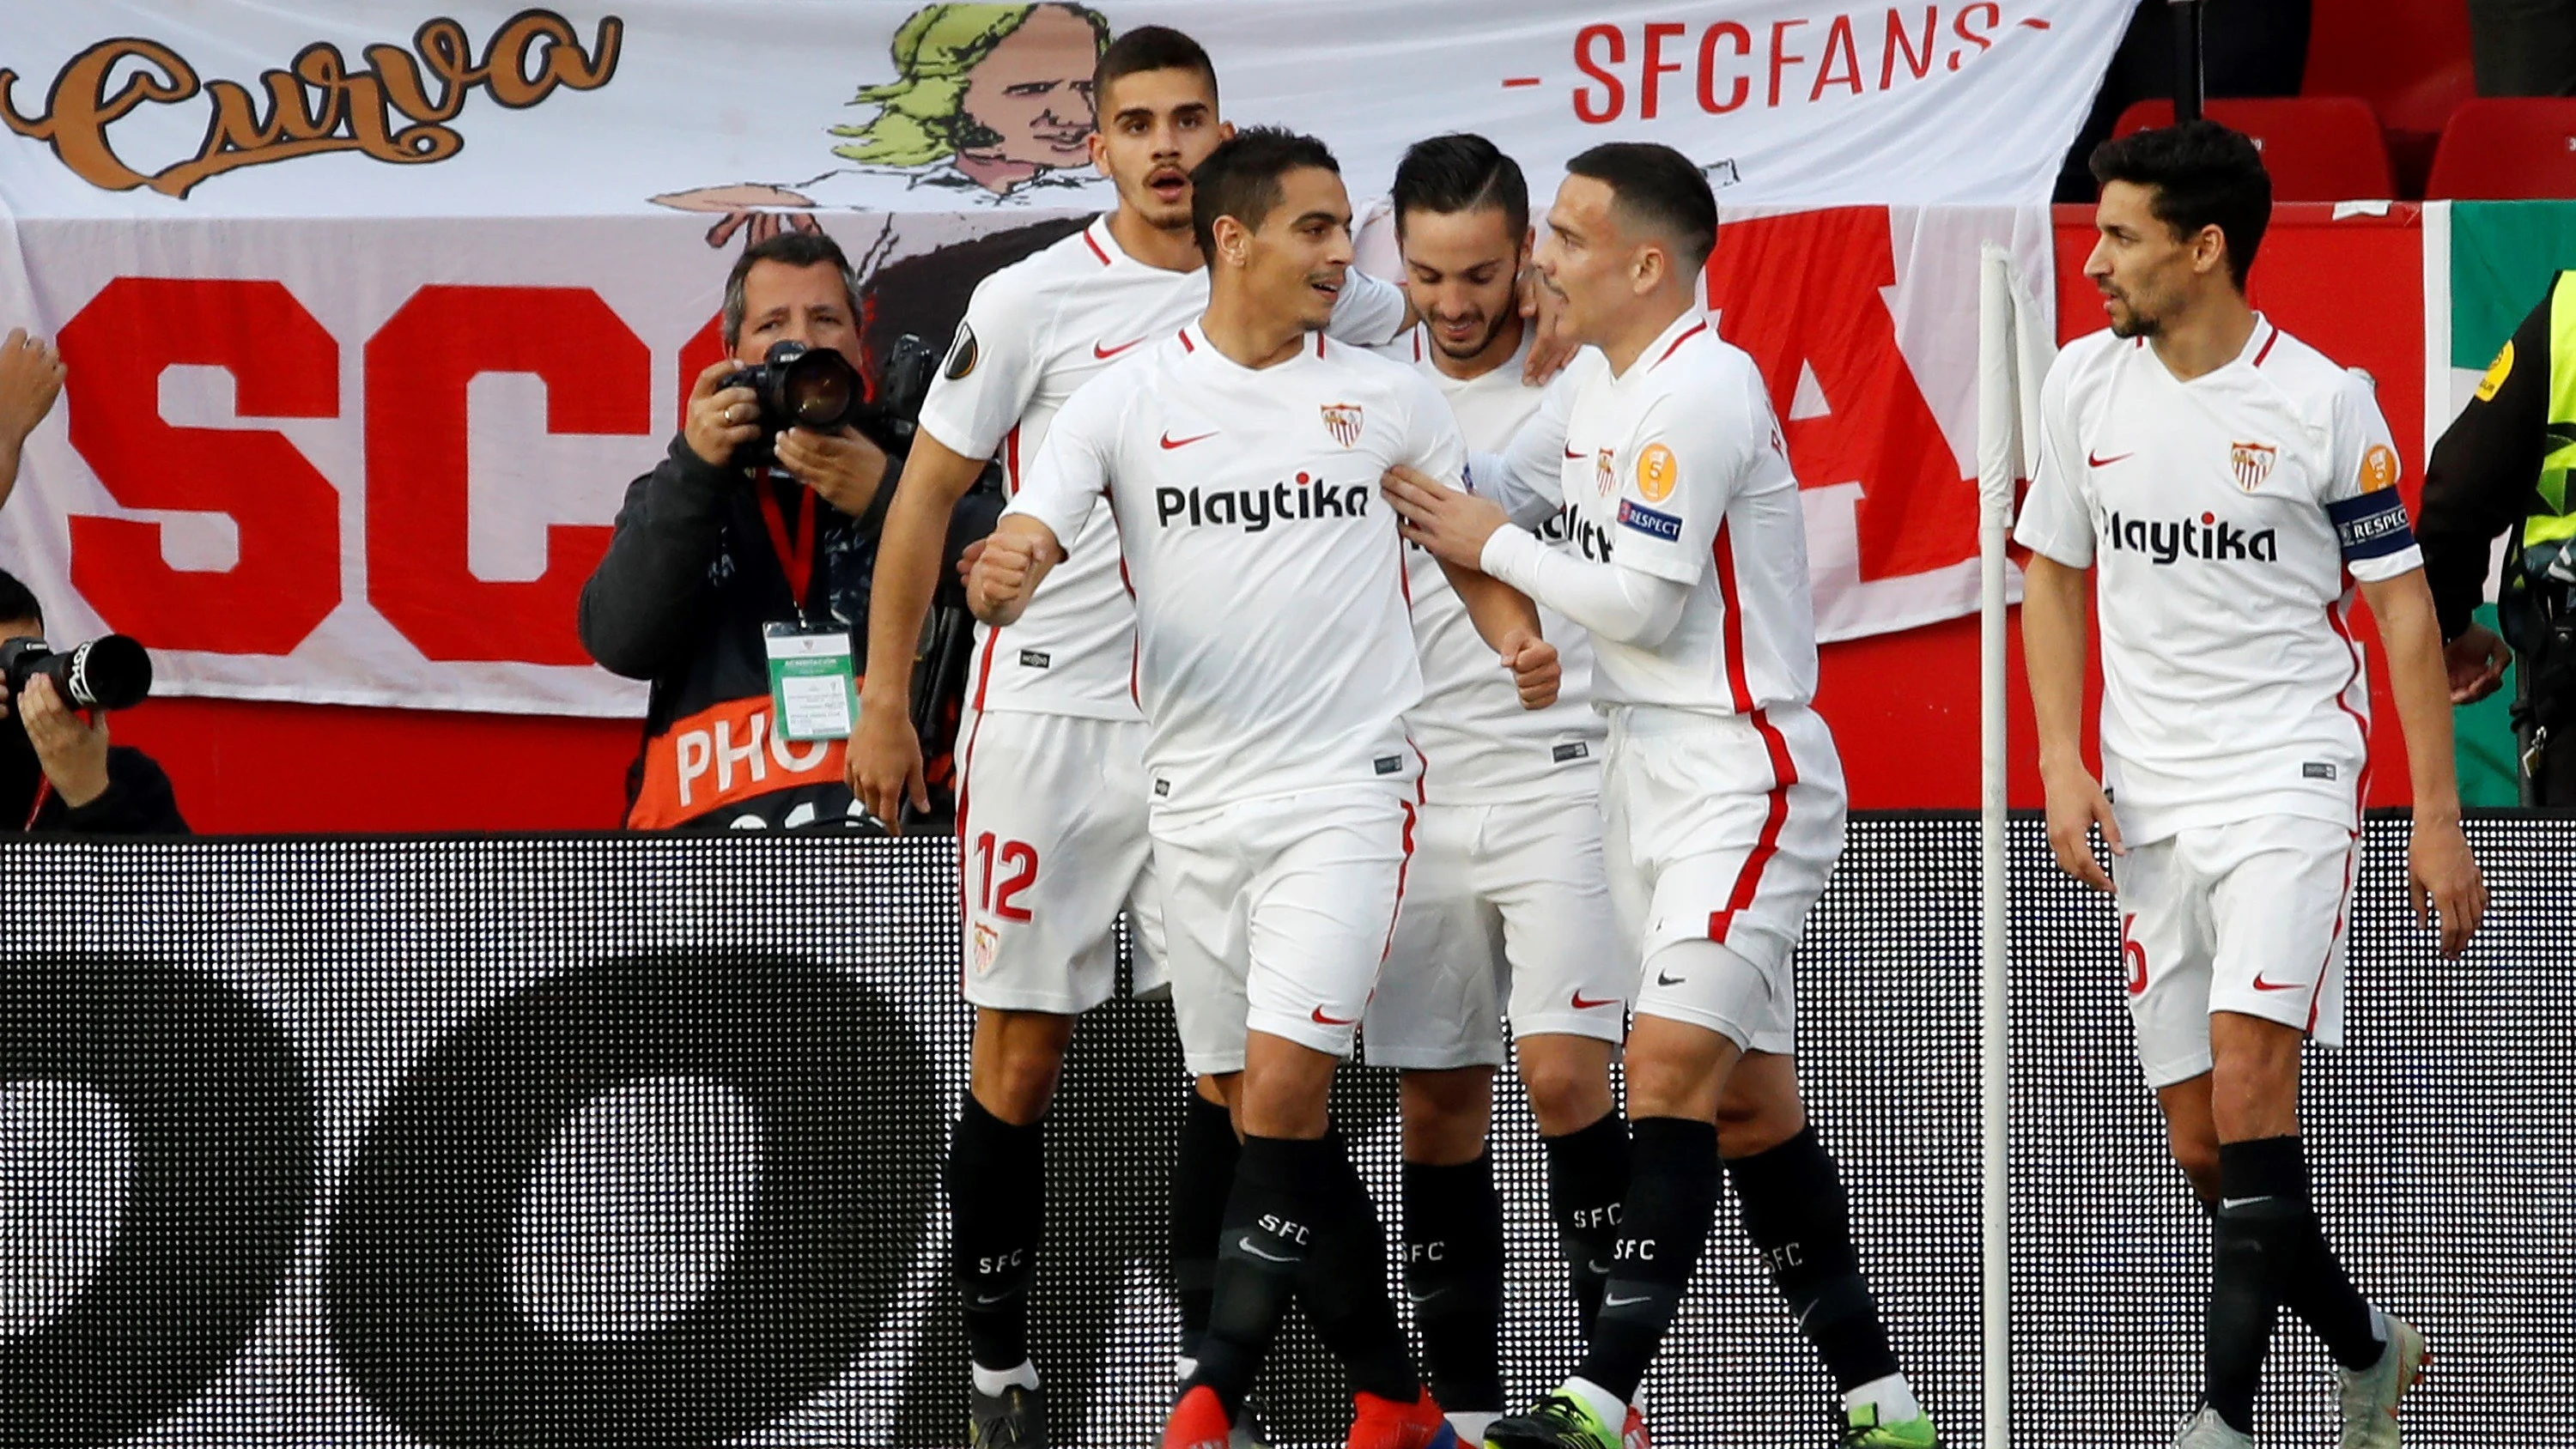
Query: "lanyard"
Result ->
[[756, 477, 817, 619], [21, 775, 51, 832]]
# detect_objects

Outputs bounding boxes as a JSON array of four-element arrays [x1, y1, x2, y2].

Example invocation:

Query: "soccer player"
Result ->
[[2016, 122, 2483, 1448], [969, 126, 1559, 1449], [1361, 134, 1635, 1449], [1384, 142, 1938, 1449], [848, 29, 1417, 1446]]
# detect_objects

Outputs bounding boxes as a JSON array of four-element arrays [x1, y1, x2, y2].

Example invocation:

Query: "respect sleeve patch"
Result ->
[[2324, 488, 2415, 562], [1617, 498, 1682, 541]]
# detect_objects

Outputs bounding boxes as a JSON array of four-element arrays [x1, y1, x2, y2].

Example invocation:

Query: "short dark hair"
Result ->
[[0, 567, 40, 630], [1564, 142, 1717, 271], [1189, 126, 1340, 260], [1392, 133, 1528, 241], [721, 231, 860, 351], [1093, 25, 1217, 113], [2088, 119, 2271, 291]]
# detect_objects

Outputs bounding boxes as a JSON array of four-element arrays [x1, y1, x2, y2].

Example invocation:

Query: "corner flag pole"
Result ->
[[2170, 0, 2208, 123], [1973, 242, 2032, 1449]]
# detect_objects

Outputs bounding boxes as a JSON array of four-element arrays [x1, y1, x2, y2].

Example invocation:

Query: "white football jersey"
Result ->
[[1381, 325, 1602, 803], [2013, 317, 2421, 842], [1488, 311, 1818, 717], [1005, 324, 1457, 809], [918, 215, 1413, 719]]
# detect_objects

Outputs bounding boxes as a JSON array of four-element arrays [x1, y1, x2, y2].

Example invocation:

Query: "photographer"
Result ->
[[2421, 271, 2576, 806], [580, 231, 998, 830], [0, 569, 185, 834]]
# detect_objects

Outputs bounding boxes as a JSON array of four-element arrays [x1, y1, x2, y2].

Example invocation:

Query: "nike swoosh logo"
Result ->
[[1236, 1236, 1296, 1263], [2219, 1196, 2273, 1210], [1654, 971, 1686, 987], [1310, 1005, 1359, 1027], [1571, 991, 1620, 1009], [2087, 450, 2136, 467], [1160, 430, 1218, 450], [1587, 1260, 1612, 1276], [1603, 1291, 1653, 1308], [1563, 446, 1583, 458], [2249, 973, 2306, 991], [973, 1292, 1016, 1306], [1406, 1287, 1448, 1304], [1094, 337, 1145, 360]]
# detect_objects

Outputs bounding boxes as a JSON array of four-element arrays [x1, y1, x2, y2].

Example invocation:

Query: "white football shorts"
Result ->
[[2113, 812, 2359, 1088], [1362, 792, 1628, 1070], [954, 708, 1167, 1014], [1152, 785, 1414, 1076], [1602, 704, 1848, 1053]]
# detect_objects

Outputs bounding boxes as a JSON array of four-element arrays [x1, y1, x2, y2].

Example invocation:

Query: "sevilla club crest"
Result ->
[[1321, 403, 1363, 448], [2228, 440, 2277, 492]]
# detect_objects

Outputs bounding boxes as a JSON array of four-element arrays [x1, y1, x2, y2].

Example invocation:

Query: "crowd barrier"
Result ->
[[3, 814, 2566, 1447]]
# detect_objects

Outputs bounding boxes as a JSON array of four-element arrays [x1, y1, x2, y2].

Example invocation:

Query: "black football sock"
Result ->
[[1576, 1117, 1720, 1404], [1542, 1110, 1631, 1341], [946, 1094, 1045, 1375], [2222, 1136, 2384, 1372], [1173, 1085, 1239, 1366], [1190, 1134, 1322, 1415], [1726, 1123, 1903, 1394], [1403, 1150, 1507, 1413], [1297, 1131, 1422, 1405]]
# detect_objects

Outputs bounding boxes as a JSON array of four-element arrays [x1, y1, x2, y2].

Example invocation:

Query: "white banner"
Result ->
[[0, 2, 2125, 219], [0, 2, 2108, 717]]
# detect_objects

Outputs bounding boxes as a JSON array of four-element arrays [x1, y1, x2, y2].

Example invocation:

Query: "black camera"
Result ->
[[0, 634, 152, 712], [718, 335, 940, 461]]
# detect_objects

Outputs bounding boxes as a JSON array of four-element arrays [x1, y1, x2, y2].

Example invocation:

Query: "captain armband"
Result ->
[[2324, 489, 2415, 564]]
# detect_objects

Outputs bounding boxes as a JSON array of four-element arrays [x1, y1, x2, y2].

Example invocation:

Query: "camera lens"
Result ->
[[65, 635, 152, 711], [781, 354, 855, 429]]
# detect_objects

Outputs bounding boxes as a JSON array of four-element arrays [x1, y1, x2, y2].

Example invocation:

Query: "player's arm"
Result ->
[[968, 514, 1066, 626], [1466, 368, 1576, 528], [2359, 568, 2485, 957], [2331, 388, 2485, 955], [852, 432, 990, 822], [849, 281, 1042, 823], [1441, 561, 1559, 709], [2014, 356, 2120, 890]]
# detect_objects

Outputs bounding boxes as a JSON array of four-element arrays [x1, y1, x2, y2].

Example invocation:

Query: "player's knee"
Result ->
[[1400, 1068, 1494, 1163], [2166, 1125, 2222, 1198], [1514, 1046, 1613, 1136], [1712, 1089, 1803, 1159], [971, 1012, 1074, 1122]]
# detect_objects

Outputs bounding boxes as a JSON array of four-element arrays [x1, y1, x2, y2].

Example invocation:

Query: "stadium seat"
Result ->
[[2112, 98, 2395, 201], [2427, 99, 2576, 199]]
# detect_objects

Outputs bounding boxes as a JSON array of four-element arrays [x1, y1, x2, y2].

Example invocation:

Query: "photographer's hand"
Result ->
[[775, 425, 888, 518], [3, 675, 110, 809], [684, 359, 763, 469]]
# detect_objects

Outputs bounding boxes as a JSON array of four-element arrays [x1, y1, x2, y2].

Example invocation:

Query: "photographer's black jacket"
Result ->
[[5, 746, 188, 835], [579, 437, 999, 831]]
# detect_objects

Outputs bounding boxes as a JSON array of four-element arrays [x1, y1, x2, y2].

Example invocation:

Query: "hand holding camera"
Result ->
[[0, 633, 151, 811]]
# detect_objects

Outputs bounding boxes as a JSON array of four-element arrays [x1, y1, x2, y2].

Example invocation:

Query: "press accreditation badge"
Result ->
[[762, 621, 858, 743]]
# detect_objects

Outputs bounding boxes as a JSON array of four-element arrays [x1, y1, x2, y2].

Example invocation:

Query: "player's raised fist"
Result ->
[[1499, 629, 1559, 710], [968, 522, 1061, 626]]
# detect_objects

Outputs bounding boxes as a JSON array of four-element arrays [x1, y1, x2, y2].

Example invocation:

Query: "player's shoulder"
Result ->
[[2048, 327, 2132, 385], [1059, 330, 1185, 418], [963, 218, 1114, 317], [2244, 323, 2371, 410], [1638, 323, 1770, 429], [1321, 330, 1439, 394]]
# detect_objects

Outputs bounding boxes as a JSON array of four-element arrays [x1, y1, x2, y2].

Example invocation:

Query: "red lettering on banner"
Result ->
[[58, 277, 340, 653], [1698, 23, 1751, 112], [365, 286, 647, 664], [1952, 2, 2001, 69], [1768, 19, 1809, 107], [1640, 22, 1687, 119], [1573, 25, 1625, 124], [1706, 207, 1974, 581], [1885, 7, 1938, 87], [1813, 15, 1865, 99], [1565, 7, 2032, 121]]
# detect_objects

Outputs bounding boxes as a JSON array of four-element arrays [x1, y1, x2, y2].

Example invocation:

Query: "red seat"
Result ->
[[2111, 98, 2395, 201], [2427, 99, 2576, 199]]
